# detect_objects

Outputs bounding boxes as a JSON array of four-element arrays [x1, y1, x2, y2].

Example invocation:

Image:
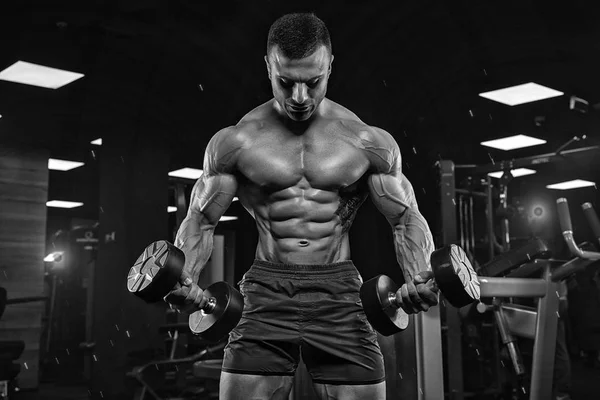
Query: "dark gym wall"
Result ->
[[0, 146, 48, 388], [91, 135, 170, 399]]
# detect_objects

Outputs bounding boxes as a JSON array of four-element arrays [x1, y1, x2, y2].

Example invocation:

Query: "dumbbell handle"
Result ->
[[182, 282, 217, 314], [556, 198, 600, 260], [582, 203, 600, 245]]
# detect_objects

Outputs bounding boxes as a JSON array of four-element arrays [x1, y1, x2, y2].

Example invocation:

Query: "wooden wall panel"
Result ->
[[0, 146, 48, 389]]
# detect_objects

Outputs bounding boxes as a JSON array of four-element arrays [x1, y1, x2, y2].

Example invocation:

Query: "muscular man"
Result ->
[[166, 13, 439, 399]]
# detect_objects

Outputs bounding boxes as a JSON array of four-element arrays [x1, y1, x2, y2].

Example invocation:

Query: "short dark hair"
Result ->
[[267, 13, 332, 59]]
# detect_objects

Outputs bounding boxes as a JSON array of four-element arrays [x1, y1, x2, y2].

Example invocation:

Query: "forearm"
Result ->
[[174, 213, 215, 284], [393, 208, 436, 283]]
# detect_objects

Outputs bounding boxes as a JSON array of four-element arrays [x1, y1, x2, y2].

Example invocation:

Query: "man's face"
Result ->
[[265, 45, 333, 122]]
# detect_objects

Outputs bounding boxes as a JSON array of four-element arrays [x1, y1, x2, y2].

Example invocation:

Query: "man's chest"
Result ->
[[236, 129, 371, 190]]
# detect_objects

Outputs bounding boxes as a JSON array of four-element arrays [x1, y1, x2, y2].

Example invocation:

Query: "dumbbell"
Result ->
[[360, 245, 480, 336], [126, 240, 243, 342]]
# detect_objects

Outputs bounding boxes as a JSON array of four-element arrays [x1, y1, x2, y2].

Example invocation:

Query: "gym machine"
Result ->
[[432, 143, 600, 399], [0, 288, 48, 399]]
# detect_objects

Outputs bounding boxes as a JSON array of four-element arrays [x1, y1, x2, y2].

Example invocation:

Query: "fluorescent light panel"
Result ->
[[47, 200, 84, 208], [479, 82, 563, 106], [91, 138, 102, 146], [488, 168, 537, 179], [481, 134, 546, 151], [48, 158, 84, 171], [0, 61, 84, 89], [168, 168, 203, 180], [546, 179, 596, 190]]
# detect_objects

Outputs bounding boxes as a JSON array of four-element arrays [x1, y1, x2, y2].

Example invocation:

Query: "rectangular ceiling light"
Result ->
[[0, 61, 84, 89], [546, 179, 596, 190], [488, 168, 537, 179], [168, 168, 203, 180], [479, 82, 563, 106], [481, 134, 546, 151], [47, 200, 84, 208], [91, 138, 103, 146], [48, 158, 84, 171]]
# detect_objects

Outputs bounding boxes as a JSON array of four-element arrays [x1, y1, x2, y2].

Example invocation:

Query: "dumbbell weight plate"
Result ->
[[127, 240, 184, 303], [359, 275, 410, 336], [432, 245, 480, 308], [189, 281, 244, 342]]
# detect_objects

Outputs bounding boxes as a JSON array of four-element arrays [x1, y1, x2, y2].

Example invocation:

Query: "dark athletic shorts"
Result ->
[[222, 259, 385, 385]]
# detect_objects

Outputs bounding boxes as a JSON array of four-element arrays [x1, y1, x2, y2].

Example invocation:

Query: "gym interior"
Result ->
[[1, 1, 600, 399]]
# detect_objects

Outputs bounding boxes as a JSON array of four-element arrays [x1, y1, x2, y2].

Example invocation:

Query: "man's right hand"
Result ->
[[164, 271, 208, 314]]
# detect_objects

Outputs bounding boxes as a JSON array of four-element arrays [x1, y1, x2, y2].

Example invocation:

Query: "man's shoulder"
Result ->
[[325, 100, 394, 145], [205, 123, 254, 172], [210, 105, 272, 149], [325, 107, 399, 173], [239, 100, 274, 125], [325, 99, 362, 125]]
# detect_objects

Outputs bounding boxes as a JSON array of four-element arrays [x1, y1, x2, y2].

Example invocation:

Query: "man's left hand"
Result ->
[[395, 270, 439, 314]]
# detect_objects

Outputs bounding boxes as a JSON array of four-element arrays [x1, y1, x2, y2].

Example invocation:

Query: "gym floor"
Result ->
[[9, 355, 600, 399], [569, 356, 600, 399]]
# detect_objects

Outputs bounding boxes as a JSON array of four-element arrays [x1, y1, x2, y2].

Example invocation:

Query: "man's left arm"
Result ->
[[366, 128, 438, 312]]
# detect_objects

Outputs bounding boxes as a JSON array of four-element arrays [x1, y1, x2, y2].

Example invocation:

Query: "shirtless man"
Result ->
[[166, 13, 439, 400]]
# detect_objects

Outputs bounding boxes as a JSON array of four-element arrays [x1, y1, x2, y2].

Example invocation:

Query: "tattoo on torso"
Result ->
[[335, 192, 368, 233]]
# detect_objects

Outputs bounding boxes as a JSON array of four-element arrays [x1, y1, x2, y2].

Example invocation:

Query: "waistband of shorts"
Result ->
[[249, 259, 359, 279]]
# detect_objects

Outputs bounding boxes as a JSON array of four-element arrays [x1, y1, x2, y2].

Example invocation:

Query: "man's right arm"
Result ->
[[166, 128, 240, 311], [175, 172, 238, 283]]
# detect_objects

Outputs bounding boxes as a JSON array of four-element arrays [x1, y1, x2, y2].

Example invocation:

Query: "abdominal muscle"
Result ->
[[252, 192, 352, 265]]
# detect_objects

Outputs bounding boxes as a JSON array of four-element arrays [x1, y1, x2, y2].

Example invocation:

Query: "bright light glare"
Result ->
[[48, 158, 84, 171], [168, 168, 203, 179], [546, 179, 596, 190], [220, 216, 238, 222], [47, 200, 84, 208], [167, 206, 177, 213], [0, 61, 84, 89], [488, 168, 537, 179], [44, 251, 64, 262], [479, 82, 563, 106], [91, 138, 102, 146], [481, 134, 546, 151]]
